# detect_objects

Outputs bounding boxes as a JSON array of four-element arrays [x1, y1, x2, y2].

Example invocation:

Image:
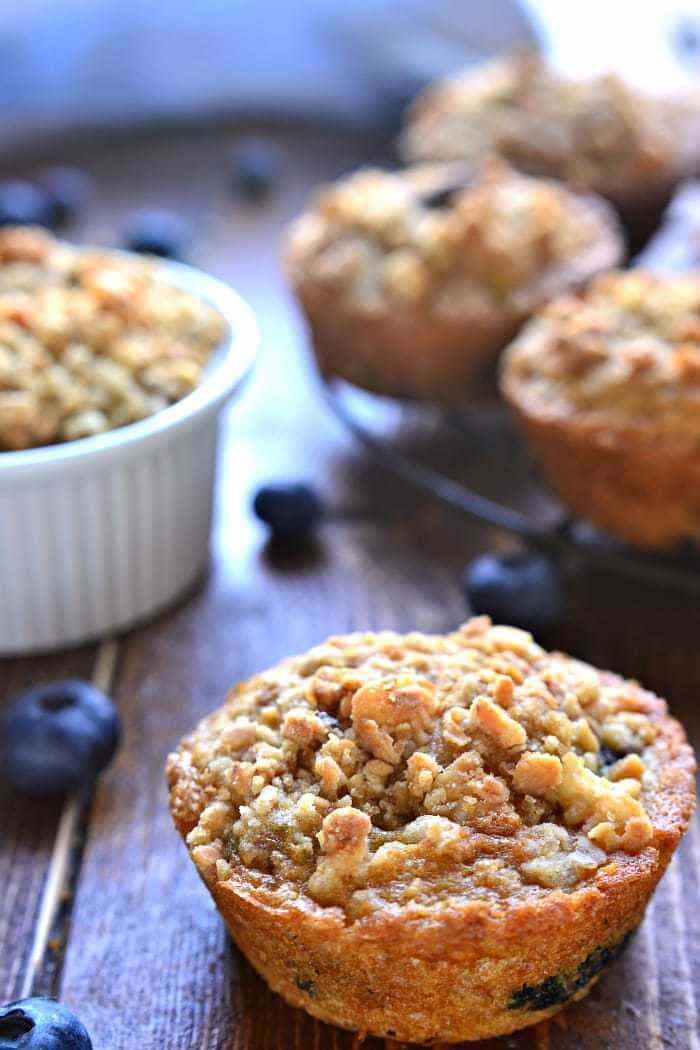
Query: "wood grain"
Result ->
[[0, 125, 697, 1049], [0, 646, 96, 1001]]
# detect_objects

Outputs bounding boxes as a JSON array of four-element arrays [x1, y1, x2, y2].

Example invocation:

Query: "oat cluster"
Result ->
[[0, 227, 227, 451], [400, 53, 681, 202], [285, 160, 606, 321], [502, 271, 700, 438], [168, 618, 664, 919]]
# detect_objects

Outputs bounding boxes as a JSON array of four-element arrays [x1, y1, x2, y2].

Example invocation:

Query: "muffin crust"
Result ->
[[285, 160, 622, 400], [501, 270, 700, 547], [168, 618, 695, 1042]]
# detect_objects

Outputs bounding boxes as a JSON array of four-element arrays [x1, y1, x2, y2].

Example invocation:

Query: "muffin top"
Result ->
[[0, 227, 227, 451], [400, 53, 690, 203], [285, 159, 620, 324], [168, 618, 693, 920], [502, 271, 700, 443]]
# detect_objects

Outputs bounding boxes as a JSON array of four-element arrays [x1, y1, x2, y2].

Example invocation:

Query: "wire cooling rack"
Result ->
[[322, 377, 700, 595]]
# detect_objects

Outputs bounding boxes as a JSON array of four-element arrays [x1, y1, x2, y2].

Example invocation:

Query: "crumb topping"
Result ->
[[285, 159, 613, 321], [168, 618, 670, 918], [400, 53, 683, 201], [0, 227, 227, 450], [502, 271, 700, 441]]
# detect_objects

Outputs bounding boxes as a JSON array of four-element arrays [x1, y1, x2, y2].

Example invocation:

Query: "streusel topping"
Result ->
[[169, 618, 668, 919], [502, 271, 700, 441], [285, 160, 612, 321], [0, 227, 227, 450], [400, 53, 681, 201]]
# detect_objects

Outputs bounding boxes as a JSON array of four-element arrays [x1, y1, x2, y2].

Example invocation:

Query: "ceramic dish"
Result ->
[[0, 257, 257, 654]]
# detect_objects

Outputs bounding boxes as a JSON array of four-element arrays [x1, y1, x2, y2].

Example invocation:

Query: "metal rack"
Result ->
[[322, 377, 700, 595]]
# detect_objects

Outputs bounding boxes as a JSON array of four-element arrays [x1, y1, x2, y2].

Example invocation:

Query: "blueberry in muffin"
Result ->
[[284, 159, 622, 401], [501, 270, 700, 549], [167, 617, 695, 1043]]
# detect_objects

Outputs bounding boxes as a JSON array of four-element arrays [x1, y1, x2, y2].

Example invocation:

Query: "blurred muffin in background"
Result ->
[[168, 617, 695, 1042], [400, 52, 700, 248], [501, 270, 700, 549], [284, 159, 623, 401]]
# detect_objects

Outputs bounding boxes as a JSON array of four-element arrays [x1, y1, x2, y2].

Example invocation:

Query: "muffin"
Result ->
[[400, 53, 700, 246], [284, 159, 622, 401], [501, 270, 700, 549], [0, 226, 226, 451], [167, 617, 695, 1043]]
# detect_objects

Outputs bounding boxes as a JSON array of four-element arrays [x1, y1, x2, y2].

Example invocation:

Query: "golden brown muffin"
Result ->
[[501, 270, 700, 548], [400, 53, 700, 246], [284, 159, 622, 401], [0, 226, 226, 450], [167, 618, 695, 1043]]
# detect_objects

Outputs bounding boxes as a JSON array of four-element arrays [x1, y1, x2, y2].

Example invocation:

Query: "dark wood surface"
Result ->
[[1, 124, 699, 1050]]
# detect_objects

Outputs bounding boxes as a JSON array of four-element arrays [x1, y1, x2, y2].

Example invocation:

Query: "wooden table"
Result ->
[[1, 124, 698, 1050]]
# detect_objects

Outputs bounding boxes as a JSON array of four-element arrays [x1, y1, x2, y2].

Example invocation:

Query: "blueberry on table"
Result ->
[[123, 209, 188, 259], [253, 483, 324, 540], [227, 137, 281, 202], [0, 679, 120, 797], [463, 551, 563, 637], [0, 181, 56, 229], [38, 167, 93, 226], [0, 997, 92, 1049]]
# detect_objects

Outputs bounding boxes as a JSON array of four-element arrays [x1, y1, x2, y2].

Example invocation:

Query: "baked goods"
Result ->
[[501, 270, 700, 548], [285, 159, 622, 400], [400, 53, 700, 244], [0, 226, 226, 450], [167, 617, 695, 1043]]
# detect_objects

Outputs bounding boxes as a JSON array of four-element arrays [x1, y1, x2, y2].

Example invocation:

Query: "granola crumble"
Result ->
[[168, 618, 670, 919], [0, 227, 227, 451]]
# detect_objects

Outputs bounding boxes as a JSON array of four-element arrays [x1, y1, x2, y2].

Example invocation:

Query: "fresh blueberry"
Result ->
[[38, 167, 93, 226], [463, 551, 563, 637], [253, 483, 324, 540], [0, 997, 92, 1049], [0, 181, 56, 229], [123, 209, 188, 259], [0, 679, 120, 797], [227, 137, 281, 202]]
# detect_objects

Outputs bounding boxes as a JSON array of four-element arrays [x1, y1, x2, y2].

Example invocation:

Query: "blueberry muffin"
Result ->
[[501, 270, 700, 549], [0, 226, 226, 450], [167, 617, 694, 1043], [284, 159, 622, 401], [400, 53, 700, 246]]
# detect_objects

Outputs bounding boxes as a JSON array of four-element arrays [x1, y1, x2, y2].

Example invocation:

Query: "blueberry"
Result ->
[[123, 209, 188, 259], [0, 181, 56, 229], [0, 679, 120, 797], [38, 167, 93, 226], [421, 177, 472, 210], [253, 483, 324, 540], [463, 551, 563, 637], [227, 137, 281, 202], [0, 997, 92, 1049]]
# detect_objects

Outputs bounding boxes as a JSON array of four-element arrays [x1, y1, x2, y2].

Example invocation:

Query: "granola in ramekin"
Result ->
[[0, 227, 227, 451], [284, 159, 622, 400], [167, 617, 695, 1042], [501, 270, 700, 548]]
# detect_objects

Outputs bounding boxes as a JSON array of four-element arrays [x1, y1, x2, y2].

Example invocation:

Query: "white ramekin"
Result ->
[[0, 258, 257, 655]]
